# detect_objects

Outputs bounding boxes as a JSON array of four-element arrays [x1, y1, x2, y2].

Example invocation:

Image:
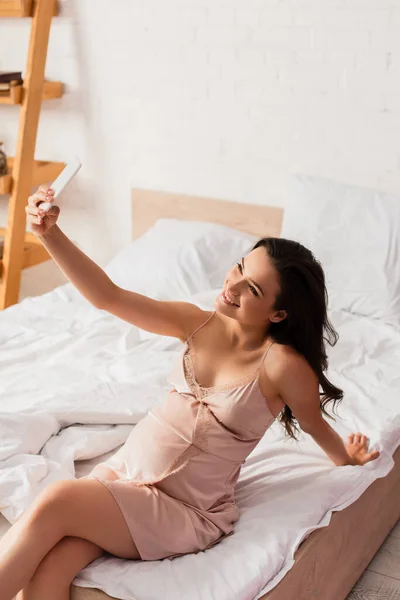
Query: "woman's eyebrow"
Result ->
[[242, 257, 264, 296]]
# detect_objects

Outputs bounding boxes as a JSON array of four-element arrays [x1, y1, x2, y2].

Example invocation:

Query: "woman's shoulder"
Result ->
[[259, 341, 318, 414], [179, 306, 214, 343], [264, 340, 317, 387]]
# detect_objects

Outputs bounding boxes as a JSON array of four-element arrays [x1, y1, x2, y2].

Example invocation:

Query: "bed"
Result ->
[[2, 186, 399, 600]]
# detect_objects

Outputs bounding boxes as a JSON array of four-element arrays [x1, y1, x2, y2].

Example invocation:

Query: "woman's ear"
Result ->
[[270, 310, 287, 323]]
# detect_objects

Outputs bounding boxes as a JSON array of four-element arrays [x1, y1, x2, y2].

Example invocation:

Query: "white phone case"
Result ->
[[40, 157, 82, 212]]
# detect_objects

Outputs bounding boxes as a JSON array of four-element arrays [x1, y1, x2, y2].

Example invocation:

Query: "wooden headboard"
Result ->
[[131, 188, 284, 240]]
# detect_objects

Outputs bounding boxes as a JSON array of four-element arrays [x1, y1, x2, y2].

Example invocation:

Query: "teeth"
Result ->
[[223, 291, 239, 306]]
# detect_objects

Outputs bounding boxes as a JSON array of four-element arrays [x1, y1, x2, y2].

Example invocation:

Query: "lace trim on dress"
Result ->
[[134, 321, 273, 488], [183, 342, 260, 400], [134, 374, 212, 488], [134, 443, 201, 488]]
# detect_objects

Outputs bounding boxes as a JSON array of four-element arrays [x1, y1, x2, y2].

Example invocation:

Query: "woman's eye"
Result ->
[[237, 262, 258, 297], [249, 285, 258, 296]]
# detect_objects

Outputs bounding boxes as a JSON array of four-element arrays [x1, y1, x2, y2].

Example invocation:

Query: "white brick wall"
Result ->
[[0, 0, 399, 274]]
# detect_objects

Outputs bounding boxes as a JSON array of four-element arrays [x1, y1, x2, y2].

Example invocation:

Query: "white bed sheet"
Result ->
[[0, 282, 399, 600]]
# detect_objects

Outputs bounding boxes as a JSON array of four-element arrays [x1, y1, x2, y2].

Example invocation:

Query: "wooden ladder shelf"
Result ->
[[0, 0, 64, 310]]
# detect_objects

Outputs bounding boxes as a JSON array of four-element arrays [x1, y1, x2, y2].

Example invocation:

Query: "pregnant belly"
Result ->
[[100, 411, 196, 485]]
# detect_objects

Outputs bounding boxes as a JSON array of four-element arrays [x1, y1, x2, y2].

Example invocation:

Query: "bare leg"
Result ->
[[15, 536, 104, 600], [0, 478, 139, 600], [0, 502, 63, 600]]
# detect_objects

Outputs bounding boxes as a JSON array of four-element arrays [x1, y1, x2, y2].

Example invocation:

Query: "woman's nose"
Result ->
[[226, 282, 241, 296]]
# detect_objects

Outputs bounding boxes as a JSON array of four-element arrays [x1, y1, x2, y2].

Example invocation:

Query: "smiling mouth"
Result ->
[[221, 290, 240, 307]]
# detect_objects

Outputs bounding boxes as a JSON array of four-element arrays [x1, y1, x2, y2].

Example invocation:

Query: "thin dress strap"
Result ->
[[186, 311, 216, 344], [257, 339, 275, 372]]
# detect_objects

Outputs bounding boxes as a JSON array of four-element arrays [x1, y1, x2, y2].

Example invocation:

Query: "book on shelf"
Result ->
[[0, 71, 23, 83]]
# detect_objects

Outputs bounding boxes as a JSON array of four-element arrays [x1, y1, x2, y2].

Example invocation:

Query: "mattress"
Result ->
[[0, 282, 399, 600]]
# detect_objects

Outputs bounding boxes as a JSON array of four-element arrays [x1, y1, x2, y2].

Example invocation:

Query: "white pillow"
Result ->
[[105, 218, 257, 301], [281, 175, 400, 328]]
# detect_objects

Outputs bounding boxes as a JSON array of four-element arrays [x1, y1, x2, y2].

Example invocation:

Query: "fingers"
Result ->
[[348, 432, 369, 445], [26, 214, 42, 226], [38, 184, 55, 195], [25, 198, 58, 227], [348, 431, 380, 466], [28, 186, 54, 207], [26, 186, 56, 230], [363, 450, 380, 465], [26, 202, 47, 217], [25, 204, 42, 224]]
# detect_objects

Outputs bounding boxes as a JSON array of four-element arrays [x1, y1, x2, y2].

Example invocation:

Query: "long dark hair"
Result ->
[[251, 237, 343, 441]]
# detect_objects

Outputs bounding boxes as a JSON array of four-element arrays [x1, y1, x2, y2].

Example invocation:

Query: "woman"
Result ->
[[0, 185, 379, 600]]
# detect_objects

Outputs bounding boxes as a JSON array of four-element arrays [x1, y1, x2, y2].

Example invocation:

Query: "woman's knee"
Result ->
[[25, 478, 140, 560], [21, 481, 80, 547], [25, 481, 73, 525]]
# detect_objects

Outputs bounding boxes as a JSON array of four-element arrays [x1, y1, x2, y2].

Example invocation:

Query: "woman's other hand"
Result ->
[[345, 432, 380, 466]]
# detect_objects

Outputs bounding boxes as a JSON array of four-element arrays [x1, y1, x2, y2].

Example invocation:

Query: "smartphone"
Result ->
[[40, 157, 82, 212]]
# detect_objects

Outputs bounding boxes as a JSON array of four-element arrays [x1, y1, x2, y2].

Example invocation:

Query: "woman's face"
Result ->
[[215, 247, 285, 327]]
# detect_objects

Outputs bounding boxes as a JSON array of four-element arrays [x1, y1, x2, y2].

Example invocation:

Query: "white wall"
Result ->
[[1, 0, 400, 273]]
